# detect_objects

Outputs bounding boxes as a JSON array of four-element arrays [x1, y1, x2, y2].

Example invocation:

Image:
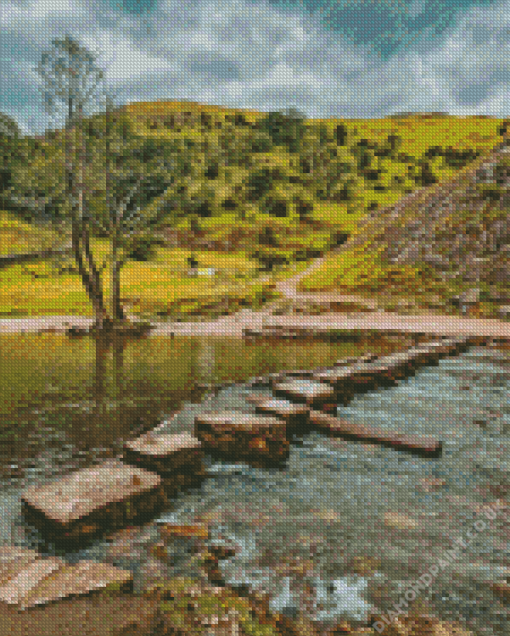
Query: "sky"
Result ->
[[1, 0, 510, 137]]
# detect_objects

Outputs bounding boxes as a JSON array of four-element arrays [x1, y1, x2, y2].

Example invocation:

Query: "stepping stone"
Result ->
[[358, 353, 379, 363], [406, 347, 441, 366], [254, 398, 311, 436], [0, 556, 64, 607], [314, 365, 382, 393], [123, 431, 205, 476], [357, 362, 401, 387], [371, 353, 417, 377], [421, 340, 457, 356], [333, 357, 361, 367], [16, 560, 133, 611], [21, 459, 166, 543], [194, 411, 289, 467], [0, 547, 40, 587], [281, 369, 316, 379], [312, 369, 358, 404], [309, 411, 442, 457], [273, 379, 336, 408]]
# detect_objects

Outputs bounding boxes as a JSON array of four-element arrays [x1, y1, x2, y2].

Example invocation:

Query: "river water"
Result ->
[[1, 335, 509, 634]]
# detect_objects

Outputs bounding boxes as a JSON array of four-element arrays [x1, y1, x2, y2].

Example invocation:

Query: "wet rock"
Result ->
[[21, 459, 166, 545], [194, 411, 290, 468], [274, 379, 337, 409], [418, 478, 447, 492], [349, 556, 382, 578], [158, 523, 210, 542]]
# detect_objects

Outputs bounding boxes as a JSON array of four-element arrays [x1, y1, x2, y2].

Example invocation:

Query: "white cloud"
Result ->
[[2, 0, 510, 136]]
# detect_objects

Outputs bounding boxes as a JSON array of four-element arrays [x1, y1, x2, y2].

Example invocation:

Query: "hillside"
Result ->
[[2, 102, 510, 320], [298, 137, 510, 318]]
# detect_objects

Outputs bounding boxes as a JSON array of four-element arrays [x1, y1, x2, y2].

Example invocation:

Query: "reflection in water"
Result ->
[[0, 332, 402, 475]]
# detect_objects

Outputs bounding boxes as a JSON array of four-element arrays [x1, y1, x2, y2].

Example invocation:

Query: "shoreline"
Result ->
[[2, 310, 510, 339]]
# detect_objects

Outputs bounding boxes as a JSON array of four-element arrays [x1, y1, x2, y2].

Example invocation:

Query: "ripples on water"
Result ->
[[2, 347, 510, 633]]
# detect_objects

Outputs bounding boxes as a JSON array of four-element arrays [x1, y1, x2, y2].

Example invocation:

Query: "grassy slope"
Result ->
[[2, 105, 508, 319]]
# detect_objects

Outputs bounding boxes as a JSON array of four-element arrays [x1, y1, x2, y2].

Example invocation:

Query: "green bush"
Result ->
[[126, 234, 157, 261]]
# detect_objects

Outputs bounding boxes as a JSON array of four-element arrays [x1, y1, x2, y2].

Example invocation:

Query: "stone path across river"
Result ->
[[1, 336, 478, 613]]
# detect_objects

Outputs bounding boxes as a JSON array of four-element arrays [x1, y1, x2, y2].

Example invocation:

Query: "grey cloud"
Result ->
[[185, 54, 242, 81]]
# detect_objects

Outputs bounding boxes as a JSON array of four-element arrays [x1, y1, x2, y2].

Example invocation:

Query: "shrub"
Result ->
[[126, 234, 157, 261]]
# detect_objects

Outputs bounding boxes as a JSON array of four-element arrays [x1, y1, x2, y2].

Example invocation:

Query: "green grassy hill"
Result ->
[[1, 103, 509, 320]]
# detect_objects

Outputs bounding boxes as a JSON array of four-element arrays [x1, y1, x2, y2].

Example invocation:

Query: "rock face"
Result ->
[[344, 141, 510, 297]]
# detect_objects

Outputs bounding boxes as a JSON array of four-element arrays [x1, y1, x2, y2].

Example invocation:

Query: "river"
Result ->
[[0, 332, 509, 634]]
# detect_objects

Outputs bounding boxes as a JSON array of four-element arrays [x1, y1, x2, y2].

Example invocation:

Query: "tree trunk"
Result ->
[[111, 251, 126, 323], [76, 104, 111, 330]]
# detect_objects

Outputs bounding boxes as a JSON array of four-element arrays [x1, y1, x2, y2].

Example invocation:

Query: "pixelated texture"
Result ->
[[2, 1, 510, 635]]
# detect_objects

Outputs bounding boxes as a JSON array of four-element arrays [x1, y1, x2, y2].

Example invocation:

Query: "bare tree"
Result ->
[[35, 35, 110, 328], [34, 34, 178, 330]]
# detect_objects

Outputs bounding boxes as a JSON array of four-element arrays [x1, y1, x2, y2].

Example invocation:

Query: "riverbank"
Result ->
[[3, 310, 510, 340]]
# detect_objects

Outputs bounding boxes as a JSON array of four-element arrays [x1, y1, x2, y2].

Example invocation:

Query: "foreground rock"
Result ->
[[0, 547, 132, 611], [21, 459, 167, 545]]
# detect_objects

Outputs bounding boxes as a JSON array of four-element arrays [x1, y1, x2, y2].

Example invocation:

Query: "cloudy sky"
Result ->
[[1, 0, 510, 136]]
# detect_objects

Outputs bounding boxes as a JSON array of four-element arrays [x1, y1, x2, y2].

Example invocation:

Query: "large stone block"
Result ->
[[0, 557, 64, 607], [17, 560, 133, 610], [273, 379, 337, 408], [0, 547, 41, 587], [254, 398, 311, 436], [309, 411, 442, 457], [123, 431, 205, 478], [21, 459, 166, 543], [194, 411, 289, 467], [0, 547, 133, 610]]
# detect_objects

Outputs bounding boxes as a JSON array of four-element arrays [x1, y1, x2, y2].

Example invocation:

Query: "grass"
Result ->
[[0, 220, 278, 318], [0, 210, 62, 256]]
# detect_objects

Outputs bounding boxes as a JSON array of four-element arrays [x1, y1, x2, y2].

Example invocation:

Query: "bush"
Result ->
[[247, 132, 273, 153], [126, 234, 157, 261]]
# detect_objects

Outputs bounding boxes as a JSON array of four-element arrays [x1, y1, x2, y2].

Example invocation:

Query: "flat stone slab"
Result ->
[[0, 547, 41, 587], [405, 347, 441, 365], [313, 366, 384, 393], [0, 557, 64, 607], [21, 459, 165, 540], [194, 411, 289, 467], [333, 356, 361, 367], [18, 560, 133, 610], [309, 411, 442, 457], [273, 379, 336, 407], [123, 431, 204, 475], [254, 398, 311, 435], [356, 363, 401, 386], [0, 547, 133, 610]]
